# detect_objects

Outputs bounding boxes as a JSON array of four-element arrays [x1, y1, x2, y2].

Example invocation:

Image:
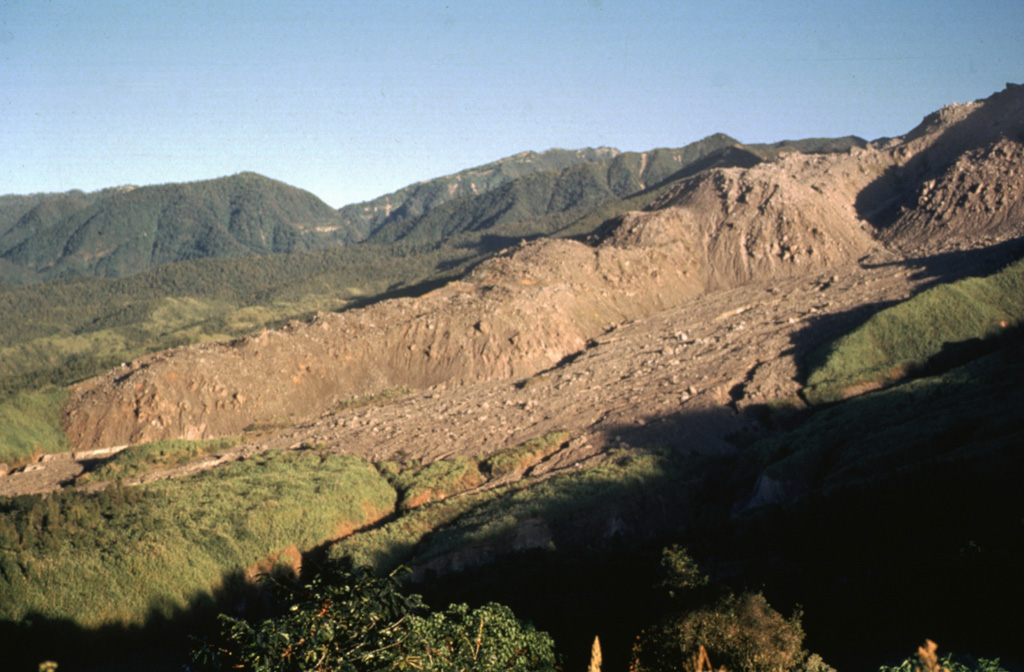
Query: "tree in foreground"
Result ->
[[630, 546, 814, 672], [188, 562, 558, 672]]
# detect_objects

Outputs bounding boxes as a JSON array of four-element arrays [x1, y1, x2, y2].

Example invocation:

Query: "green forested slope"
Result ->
[[335, 147, 622, 241], [0, 190, 102, 239], [0, 173, 355, 283], [367, 135, 744, 245]]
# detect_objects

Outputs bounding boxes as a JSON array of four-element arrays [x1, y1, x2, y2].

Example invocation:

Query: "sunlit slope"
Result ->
[[804, 254, 1024, 404]]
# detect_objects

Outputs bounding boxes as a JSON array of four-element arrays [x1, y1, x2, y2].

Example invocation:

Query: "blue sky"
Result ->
[[2, 1, 1022, 207]]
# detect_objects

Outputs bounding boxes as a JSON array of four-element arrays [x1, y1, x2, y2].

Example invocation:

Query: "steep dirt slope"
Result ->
[[607, 149, 889, 291], [58, 85, 1024, 456], [62, 177, 881, 449], [60, 235, 708, 449], [882, 135, 1024, 253], [860, 82, 1024, 252]]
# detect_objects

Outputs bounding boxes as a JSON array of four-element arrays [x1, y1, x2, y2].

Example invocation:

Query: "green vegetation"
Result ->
[[879, 641, 1009, 672], [390, 456, 486, 510], [402, 447, 680, 569], [632, 548, 812, 672], [336, 147, 622, 240], [633, 591, 810, 672], [330, 490, 496, 574], [482, 430, 570, 478], [77, 436, 244, 483], [0, 386, 68, 467], [747, 136, 867, 159], [396, 601, 558, 672], [331, 438, 673, 575], [367, 137, 742, 247], [192, 563, 559, 672], [804, 256, 1024, 404], [0, 449, 394, 627], [743, 321, 1024, 492], [0, 172, 355, 283]]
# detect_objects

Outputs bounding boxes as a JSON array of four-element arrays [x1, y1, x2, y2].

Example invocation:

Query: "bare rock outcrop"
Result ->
[[856, 82, 1024, 244], [881, 136, 1024, 254]]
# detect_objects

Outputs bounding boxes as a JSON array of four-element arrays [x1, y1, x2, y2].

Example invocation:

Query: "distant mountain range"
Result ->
[[0, 173, 353, 283], [335, 147, 622, 241], [0, 136, 866, 284]]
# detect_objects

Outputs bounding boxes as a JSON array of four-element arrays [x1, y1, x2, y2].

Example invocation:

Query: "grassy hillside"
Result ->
[[803, 255, 1024, 404], [0, 448, 394, 628], [0, 387, 69, 466]]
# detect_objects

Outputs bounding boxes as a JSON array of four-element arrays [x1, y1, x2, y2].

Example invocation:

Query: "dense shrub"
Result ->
[[396, 602, 558, 672], [632, 592, 808, 672], [190, 564, 558, 672], [878, 640, 1009, 672], [631, 547, 811, 672]]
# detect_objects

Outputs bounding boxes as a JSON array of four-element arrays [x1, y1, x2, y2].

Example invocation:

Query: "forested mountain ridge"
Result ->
[[364, 135, 744, 245], [0, 173, 356, 283], [352, 135, 869, 247], [0, 137, 871, 286], [334, 146, 622, 241]]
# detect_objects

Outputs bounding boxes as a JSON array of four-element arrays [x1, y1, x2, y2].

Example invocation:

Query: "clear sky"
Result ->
[[2, 1, 1022, 207]]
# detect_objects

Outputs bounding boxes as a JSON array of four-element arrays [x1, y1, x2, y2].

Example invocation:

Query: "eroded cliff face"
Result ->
[[61, 85, 1024, 451], [608, 151, 886, 291], [882, 136, 1024, 254], [62, 182, 885, 451], [61, 231, 709, 449]]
